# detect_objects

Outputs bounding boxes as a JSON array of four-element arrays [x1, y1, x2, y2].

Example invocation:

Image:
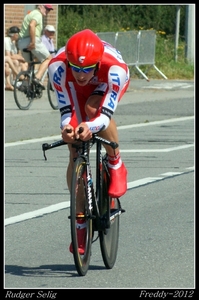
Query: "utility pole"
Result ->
[[175, 5, 181, 62], [185, 4, 194, 64]]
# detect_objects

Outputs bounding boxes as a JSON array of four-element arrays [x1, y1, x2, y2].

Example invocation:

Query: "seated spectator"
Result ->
[[5, 26, 28, 84], [41, 25, 56, 55], [4, 55, 19, 90]]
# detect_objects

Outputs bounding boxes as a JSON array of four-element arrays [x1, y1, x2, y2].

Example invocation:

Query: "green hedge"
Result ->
[[57, 5, 186, 49]]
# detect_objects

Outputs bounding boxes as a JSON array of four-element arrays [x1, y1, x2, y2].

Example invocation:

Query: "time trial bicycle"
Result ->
[[42, 128, 125, 276], [13, 48, 58, 110]]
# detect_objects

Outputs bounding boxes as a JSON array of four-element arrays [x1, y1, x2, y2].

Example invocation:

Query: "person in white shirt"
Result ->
[[41, 24, 56, 56], [5, 26, 28, 83]]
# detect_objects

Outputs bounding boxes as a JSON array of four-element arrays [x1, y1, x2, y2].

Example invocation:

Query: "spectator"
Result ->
[[4, 55, 19, 91], [17, 4, 54, 90], [41, 24, 56, 56], [5, 26, 28, 84]]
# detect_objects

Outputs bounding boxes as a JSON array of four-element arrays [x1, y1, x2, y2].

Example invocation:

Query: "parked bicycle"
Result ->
[[42, 127, 125, 276], [13, 48, 58, 110]]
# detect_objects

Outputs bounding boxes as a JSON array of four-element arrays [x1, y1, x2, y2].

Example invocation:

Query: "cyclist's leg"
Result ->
[[70, 155, 92, 275], [31, 38, 52, 86], [85, 96, 127, 198], [67, 144, 85, 212], [67, 143, 87, 255], [100, 121, 127, 198], [17, 37, 31, 62]]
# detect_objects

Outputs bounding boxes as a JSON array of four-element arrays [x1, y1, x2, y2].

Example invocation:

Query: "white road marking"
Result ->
[[5, 116, 194, 226], [186, 166, 194, 170], [89, 144, 194, 154], [161, 172, 183, 176], [127, 167, 194, 190], [4, 116, 194, 147], [5, 166, 194, 227], [119, 144, 194, 153], [4, 202, 70, 226], [142, 82, 194, 89]]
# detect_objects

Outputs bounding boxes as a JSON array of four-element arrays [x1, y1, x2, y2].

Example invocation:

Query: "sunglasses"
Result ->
[[69, 62, 97, 74]]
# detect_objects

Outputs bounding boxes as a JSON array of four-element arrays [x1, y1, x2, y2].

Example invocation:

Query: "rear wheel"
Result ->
[[13, 71, 34, 110], [99, 159, 120, 269], [47, 77, 58, 110], [70, 156, 93, 276]]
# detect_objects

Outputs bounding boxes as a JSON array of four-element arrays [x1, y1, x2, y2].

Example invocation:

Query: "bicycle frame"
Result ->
[[24, 49, 41, 77], [42, 134, 121, 227], [13, 49, 58, 110], [42, 133, 125, 275], [27, 49, 57, 84]]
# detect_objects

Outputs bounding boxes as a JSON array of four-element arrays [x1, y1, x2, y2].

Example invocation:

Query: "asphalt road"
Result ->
[[4, 79, 195, 293]]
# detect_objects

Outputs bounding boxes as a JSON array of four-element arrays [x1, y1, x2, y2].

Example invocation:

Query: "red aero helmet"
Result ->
[[66, 29, 104, 67]]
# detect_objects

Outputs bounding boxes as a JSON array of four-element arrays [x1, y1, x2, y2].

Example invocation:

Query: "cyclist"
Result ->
[[17, 4, 54, 90], [48, 29, 130, 254]]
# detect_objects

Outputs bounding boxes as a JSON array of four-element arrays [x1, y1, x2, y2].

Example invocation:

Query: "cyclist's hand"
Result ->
[[61, 125, 75, 143], [75, 123, 92, 141], [27, 42, 35, 50]]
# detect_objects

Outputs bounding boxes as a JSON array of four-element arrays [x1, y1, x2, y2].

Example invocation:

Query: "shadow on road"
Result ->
[[5, 263, 106, 278]]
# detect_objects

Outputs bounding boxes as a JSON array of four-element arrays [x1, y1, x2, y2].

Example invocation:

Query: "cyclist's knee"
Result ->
[[13, 59, 19, 67], [68, 144, 78, 162]]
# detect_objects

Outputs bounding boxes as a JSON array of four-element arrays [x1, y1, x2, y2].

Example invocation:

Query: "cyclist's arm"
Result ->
[[48, 55, 73, 129], [28, 19, 37, 49], [85, 65, 129, 133]]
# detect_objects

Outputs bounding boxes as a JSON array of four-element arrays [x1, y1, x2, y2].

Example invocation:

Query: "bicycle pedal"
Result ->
[[104, 229, 108, 235]]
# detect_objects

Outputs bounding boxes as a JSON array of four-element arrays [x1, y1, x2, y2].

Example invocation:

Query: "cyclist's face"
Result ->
[[40, 5, 51, 16], [71, 68, 95, 86]]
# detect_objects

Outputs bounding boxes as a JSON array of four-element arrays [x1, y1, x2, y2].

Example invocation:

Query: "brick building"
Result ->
[[4, 4, 58, 48]]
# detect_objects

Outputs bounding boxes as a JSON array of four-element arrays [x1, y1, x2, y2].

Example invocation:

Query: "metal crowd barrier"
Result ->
[[96, 30, 167, 81]]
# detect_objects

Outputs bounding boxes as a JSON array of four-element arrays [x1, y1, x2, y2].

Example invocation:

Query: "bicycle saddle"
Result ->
[[22, 48, 31, 52]]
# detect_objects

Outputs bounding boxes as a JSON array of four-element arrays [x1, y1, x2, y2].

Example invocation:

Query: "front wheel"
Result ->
[[99, 161, 120, 269], [47, 77, 58, 110], [13, 71, 33, 110], [70, 156, 93, 276]]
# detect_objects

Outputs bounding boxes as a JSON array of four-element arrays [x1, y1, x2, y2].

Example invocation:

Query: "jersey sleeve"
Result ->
[[48, 56, 73, 129], [85, 65, 130, 133]]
